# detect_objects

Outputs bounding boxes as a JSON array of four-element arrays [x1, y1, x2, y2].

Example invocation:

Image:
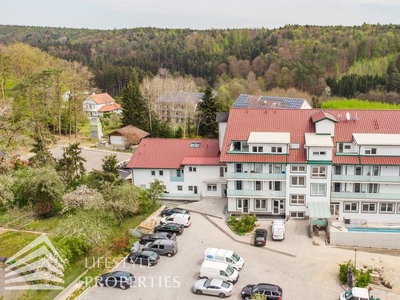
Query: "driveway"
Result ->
[[78, 207, 400, 300]]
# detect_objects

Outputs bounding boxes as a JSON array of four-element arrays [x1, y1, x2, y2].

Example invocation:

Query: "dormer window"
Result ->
[[271, 147, 282, 153], [365, 148, 377, 155], [190, 142, 200, 148], [252, 146, 263, 153], [313, 151, 326, 156], [233, 141, 241, 151]]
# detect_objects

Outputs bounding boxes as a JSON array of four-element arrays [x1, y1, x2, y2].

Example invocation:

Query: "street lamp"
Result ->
[[354, 249, 357, 269]]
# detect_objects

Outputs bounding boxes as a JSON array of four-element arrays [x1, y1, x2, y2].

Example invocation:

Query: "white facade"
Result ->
[[132, 165, 226, 199]]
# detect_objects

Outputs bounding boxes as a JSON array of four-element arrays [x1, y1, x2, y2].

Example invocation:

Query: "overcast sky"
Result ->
[[1, 0, 399, 30]]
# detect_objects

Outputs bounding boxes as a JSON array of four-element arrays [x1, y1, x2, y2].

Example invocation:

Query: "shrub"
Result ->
[[227, 214, 257, 235], [355, 269, 371, 288], [339, 260, 353, 284], [338, 260, 371, 287], [111, 236, 131, 254]]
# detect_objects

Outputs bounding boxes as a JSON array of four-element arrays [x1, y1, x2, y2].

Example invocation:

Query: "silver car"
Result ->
[[192, 278, 234, 298]]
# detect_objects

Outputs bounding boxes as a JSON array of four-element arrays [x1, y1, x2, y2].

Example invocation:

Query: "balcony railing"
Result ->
[[227, 190, 285, 197], [332, 175, 400, 183], [331, 192, 400, 200], [226, 172, 286, 180], [170, 176, 184, 182]]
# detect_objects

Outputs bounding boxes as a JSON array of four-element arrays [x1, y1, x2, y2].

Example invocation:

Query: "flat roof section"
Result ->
[[353, 133, 400, 146], [305, 133, 333, 147], [247, 132, 290, 144]]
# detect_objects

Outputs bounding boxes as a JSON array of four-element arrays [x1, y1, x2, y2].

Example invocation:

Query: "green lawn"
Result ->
[[0, 231, 40, 257], [22, 216, 62, 233]]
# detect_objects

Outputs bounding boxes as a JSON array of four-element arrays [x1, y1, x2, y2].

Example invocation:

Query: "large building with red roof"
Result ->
[[126, 138, 225, 200], [220, 108, 400, 223]]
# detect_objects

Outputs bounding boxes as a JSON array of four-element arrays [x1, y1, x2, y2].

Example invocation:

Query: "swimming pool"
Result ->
[[347, 227, 400, 233]]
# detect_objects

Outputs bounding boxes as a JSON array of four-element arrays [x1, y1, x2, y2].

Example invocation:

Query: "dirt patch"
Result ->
[[334, 245, 400, 257]]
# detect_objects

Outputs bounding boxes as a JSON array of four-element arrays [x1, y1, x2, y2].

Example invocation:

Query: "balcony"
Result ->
[[332, 175, 400, 183], [170, 176, 184, 182], [227, 190, 285, 197], [226, 172, 286, 180], [331, 192, 400, 200]]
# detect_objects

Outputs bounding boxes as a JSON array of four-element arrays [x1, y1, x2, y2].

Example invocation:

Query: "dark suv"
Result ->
[[241, 283, 283, 300], [139, 232, 177, 245], [254, 229, 267, 246], [160, 207, 190, 217], [97, 271, 135, 290], [154, 223, 184, 235]]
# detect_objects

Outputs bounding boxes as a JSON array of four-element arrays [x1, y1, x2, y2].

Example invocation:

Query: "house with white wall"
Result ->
[[83, 93, 122, 117], [126, 138, 226, 200], [219, 108, 400, 223]]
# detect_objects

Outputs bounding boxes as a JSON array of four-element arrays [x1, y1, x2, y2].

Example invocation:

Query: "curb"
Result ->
[[202, 214, 297, 258]]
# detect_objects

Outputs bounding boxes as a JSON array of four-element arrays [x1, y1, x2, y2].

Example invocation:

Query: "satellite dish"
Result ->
[[346, 112, 350, 121]]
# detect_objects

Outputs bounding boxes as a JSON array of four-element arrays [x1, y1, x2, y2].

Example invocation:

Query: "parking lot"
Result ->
[[81, 210, 392, 300]]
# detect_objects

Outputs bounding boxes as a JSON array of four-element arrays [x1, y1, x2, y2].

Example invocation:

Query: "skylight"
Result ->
[[190, 142, 200, 148]]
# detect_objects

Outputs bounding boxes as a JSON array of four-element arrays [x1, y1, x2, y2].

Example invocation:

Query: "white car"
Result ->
[[192, 278, 234, 298]]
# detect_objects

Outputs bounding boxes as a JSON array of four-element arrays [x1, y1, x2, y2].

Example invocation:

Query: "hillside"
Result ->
[[1, 24, 400, 99]]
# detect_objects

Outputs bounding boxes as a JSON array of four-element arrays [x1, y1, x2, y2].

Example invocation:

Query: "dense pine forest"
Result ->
[[1, 24, 400, 103]]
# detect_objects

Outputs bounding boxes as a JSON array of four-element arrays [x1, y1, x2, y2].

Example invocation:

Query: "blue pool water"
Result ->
[[348, 227, 400, 233]]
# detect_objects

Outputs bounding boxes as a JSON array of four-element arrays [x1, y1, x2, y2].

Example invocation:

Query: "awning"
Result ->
[[307, 202, 331, 218]]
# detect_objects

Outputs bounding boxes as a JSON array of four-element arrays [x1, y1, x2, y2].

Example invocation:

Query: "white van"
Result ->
[[160, 213, 191, 227], [204, 247, 245, 270], [339, 287, 370, 300], [199, 260, 239, 284], [271, 220, 285, 240]]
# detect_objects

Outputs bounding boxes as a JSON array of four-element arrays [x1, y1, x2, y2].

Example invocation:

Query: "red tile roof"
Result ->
[[181, 157, 224, 166], [127, 139, 220, 169], [221, 108, 400, 164], [98, 103, 121, 112], [311, 110, 338, 123], [88, 93, 116, 105], [360, 156, 400, 165]]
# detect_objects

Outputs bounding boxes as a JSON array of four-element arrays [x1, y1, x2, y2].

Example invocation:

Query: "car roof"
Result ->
[[112, 271, 132, 277], [209, 278, 225, 285], [257, 283, 282, 291], [142, 250, 157, 255]]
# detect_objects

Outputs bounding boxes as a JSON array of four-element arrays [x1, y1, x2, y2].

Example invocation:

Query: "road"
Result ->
[[81, 212, 346, 300]]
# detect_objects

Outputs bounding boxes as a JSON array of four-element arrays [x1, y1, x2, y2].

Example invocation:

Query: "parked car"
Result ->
[[192, 278, 234, 298], [160, 213, 191, 227], [271, 220, 285, 241], [139, 232, 177, 245], [154, 223, 184, 235], [241, 283, 283, 300], [204, 247, 245, 270], [339, 287, 374, 300], [126, 250, 160, 266], [143, 239, 178, 257], [254, 229, 268, 246], [199, 260, 239, 284], [160, 207, 190, 217], [97, 271, 135, 290]]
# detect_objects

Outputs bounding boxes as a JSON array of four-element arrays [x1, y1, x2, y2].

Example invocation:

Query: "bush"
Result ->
[[339, 260, 352, 284], [355, 269, 371, 288], [227, 214, 257, 235], [338, 260, 371, 287], [111, 236, 131, 254], [54, 236, 90, 264]]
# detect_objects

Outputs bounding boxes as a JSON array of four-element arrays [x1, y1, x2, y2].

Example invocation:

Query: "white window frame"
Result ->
[[380, 203, 395, 214], [151, 170, 155, 176], [177, 185, 183, 191], [236, 181, 243, 190], [290, 176, 306, 187], [290, 194, 305, 205], [207, 184, 217, 192], [236, 199, 242, 209], [254, 199, 267, 210], [159, 170, 163, 176], [271, 146, 283, 153], [312, 151, 326, 156], [311, 183, 326, 196], [189, 166, 197, 172], [344, 202, 358, 213], [291, 165, 306, 173], [252, 146, 263, 153], [311, 166, 327, 178], [361, 202, 376, 213], [290, 211, 305, 218], [188, 186, 193, 191]]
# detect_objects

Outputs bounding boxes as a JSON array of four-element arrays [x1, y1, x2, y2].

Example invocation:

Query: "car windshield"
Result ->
[[149, 252, 158, 258], [204, 278, 212, 286], [252, 285, 260, 293], [221, 281, 230, 288], [256, 237, 265, 241], [226, 265, 234, 276], [344, 290, 355, 300], [231, 252, 240, 262]]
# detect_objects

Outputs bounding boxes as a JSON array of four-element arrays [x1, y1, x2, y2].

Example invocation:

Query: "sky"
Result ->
[[1, 0, 399, 30]]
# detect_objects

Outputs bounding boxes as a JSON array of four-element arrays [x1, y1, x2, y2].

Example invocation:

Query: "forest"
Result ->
[[1, 24, 400, 104]]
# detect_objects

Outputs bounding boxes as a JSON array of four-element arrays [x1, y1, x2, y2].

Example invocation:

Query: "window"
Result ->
[[397, 204, 400, 214], [354, 183, 361, 193], [362, 202, 376, 213], [335, 165, 342, 175], [177, 185, 183, 191], [344, 202, 358, 213], [368, 184, 378, 193], [355, 166, 362, 175], [311, 166, 326, 178], [236, 181, 243, 190], [189, 167, 197, 172], [380, 203, 395, 214], [269, 181, 281, 191], [290, 211, 305, 218], [365, 148, 377, 155], [188, 186, 193, 191], [219, 167, 225, 177], [291, 165, 306, 173], [190, 142, 200, 148], [159, 170, 163, 176], [311, 183, 326, 196], [344, 145, 351, 150], [269, 164, 282, 174], [140, 184, 146, 188], [312, 151, 326, 156], [252, 146, 263, 153], [235, 164, 242, 173], [207, 184, 217, 192], [271, 146, 283, 153], [255, 181, 262, 191], [255, 199, 267, 210], [290, 195, 305, 205], [233, 141, 241, 151], [151, 170, 155, 176], [176, 170, 181, 177], [236, 199, 242, 209], [291, 176, 306, 187]]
